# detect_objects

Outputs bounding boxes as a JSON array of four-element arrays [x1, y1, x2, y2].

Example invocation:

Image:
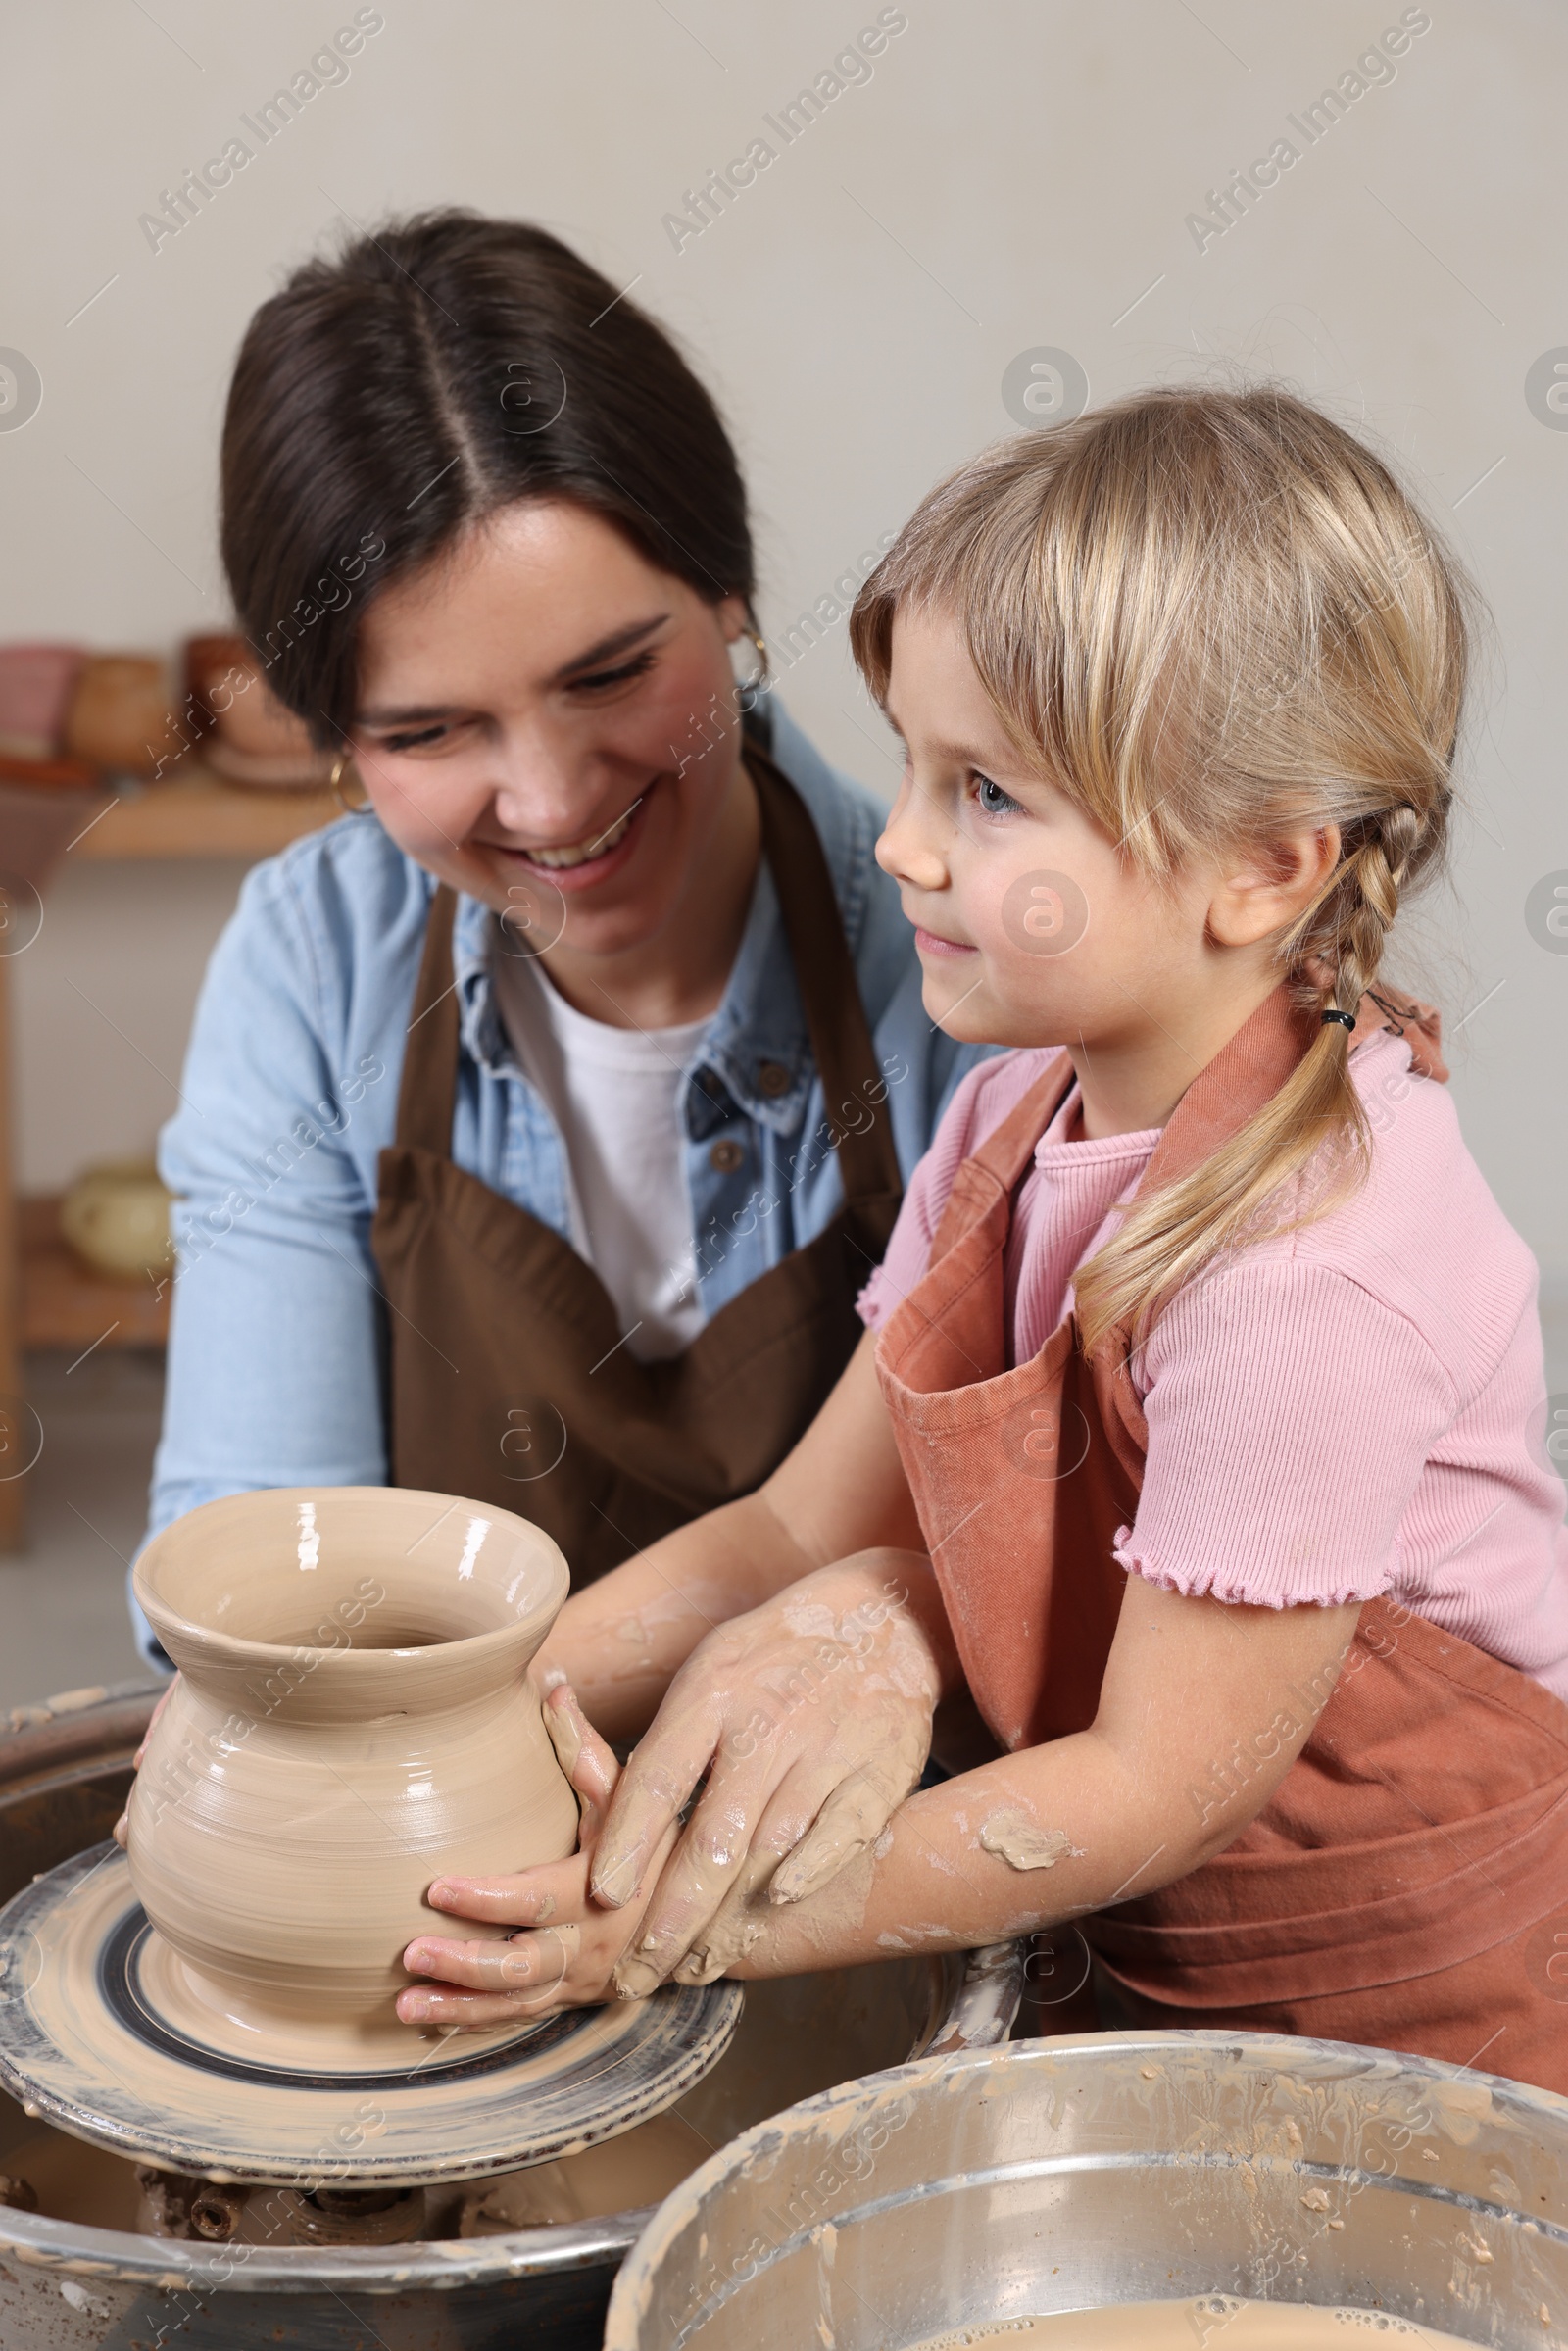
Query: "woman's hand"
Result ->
[[587, 1548, 956, 1999], [396, 1680, 679, 2027]]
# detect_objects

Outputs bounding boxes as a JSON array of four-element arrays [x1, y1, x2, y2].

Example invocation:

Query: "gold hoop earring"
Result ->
[[328, 750, 372, 814], [733, 627, 768, 695]]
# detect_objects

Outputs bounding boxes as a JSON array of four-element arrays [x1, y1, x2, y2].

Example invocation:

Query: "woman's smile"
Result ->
[[350, 502, 765, 1019], [477, 774, 662, 894]]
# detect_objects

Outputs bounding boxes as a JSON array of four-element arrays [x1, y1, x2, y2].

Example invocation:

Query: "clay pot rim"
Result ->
[[128, 1597, 555, 1674], [131, 1485, 570, 1670]]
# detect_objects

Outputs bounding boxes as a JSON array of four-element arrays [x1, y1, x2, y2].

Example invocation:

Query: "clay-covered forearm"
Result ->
[[724, 1583, 1357, 1979], [536, 1490, 823, 1741], [722, 1732, 1193, 1980], [865, 1546, 963, 1702]]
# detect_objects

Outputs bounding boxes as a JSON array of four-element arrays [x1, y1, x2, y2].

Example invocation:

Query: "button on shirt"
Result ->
[[146, 704, 989, 1590]]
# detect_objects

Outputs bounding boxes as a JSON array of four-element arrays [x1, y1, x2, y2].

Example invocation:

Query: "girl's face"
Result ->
[[350, 499, 751, 959], [875, 604, 1221, 1058]]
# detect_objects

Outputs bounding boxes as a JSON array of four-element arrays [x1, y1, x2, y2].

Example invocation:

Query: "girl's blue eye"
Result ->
[[974, 771, 1022, 816]]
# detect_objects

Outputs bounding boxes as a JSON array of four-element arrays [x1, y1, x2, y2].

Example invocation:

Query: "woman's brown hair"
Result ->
[[220, 209, 754, 744], [851, 385, 1472, 1350]]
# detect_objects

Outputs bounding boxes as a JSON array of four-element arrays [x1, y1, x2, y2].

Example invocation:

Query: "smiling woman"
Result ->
[[139, 209, 983, 1651], [348, 500, 764, 1030]]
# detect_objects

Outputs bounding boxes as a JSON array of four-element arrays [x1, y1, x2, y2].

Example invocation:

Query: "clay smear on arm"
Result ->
[[977, 1809, 1083, 1872]]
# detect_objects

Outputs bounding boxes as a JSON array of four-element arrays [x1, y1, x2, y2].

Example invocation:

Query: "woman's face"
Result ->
[[350, 499, 751, 959]]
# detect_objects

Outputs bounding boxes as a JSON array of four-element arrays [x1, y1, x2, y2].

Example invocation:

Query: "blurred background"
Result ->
[[0, 0, 1563, 1708]]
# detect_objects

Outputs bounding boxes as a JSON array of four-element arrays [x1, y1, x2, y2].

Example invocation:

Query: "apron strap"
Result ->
[[391, 756, 903, 1208], [391, 882, 462, 1158], [969, 1053, 1077, 1190], [918, 1053, 1075, 1271], [747, 744, 903, 1209]]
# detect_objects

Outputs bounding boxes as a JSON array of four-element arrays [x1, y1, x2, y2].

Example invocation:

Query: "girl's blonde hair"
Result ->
[[850, 385, 1471, 1352]]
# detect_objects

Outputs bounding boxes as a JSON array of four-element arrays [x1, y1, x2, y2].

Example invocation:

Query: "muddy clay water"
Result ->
[[908, 2309, 1478, 2349], [1, 2123, 142, 2230]]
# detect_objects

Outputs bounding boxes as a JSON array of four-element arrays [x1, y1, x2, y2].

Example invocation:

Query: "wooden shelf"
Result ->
[[72, 761, 338, 861], [19, 1197, 168, 1351], [0, 761, 335, 1544]]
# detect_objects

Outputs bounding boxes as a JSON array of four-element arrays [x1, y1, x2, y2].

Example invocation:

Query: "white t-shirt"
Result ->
[[492, 954, 710, 1362]]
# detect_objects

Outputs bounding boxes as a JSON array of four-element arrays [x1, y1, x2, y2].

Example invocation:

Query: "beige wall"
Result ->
[[3, 0, 1564, 1285]]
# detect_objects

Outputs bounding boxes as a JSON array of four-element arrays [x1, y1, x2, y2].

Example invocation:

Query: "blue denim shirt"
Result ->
[[139, 705, 984, 1648]]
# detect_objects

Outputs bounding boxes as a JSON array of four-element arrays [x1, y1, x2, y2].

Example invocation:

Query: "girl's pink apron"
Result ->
[[874, 989, 1568, 2090]]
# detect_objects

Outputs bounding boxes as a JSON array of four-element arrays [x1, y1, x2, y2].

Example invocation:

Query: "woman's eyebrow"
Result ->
[[358, 700, 462, 726], [552, 613, 670, 681]]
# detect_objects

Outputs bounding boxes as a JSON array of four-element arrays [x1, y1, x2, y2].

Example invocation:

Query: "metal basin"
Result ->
[[0, 1683, 1022, 2349], [606, 2032, 1568, 2349]]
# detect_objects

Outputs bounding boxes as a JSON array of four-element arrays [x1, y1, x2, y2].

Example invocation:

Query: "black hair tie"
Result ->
[[1321, 1008, 1356, 1031]]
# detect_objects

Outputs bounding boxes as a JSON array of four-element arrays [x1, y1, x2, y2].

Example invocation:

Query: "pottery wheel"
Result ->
[[0, 1846, 742, 2187]]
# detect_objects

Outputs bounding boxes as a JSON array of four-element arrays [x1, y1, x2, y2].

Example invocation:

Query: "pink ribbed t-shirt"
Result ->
[[858, 1028, 1568, 1699]]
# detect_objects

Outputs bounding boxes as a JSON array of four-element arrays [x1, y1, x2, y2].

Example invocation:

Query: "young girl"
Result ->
[[398, 387, 1568, 2091]]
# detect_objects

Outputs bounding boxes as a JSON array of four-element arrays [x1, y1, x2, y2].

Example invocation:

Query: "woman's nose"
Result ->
[[488, 731, 592, 839]]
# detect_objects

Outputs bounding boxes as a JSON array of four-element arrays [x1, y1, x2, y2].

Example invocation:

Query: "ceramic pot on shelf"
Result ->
[[127, 1486, 580, 2061], [59, 1160, 172, 1282], [185, 633, 332, 789], [62, 655, 183, 777], [0, 643, 85, 761]]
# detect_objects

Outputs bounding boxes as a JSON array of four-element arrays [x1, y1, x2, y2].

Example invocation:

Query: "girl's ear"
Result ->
[[1207, 823, 1341, 950]]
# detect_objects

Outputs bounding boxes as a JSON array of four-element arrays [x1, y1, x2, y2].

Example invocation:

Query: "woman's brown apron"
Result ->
[[875, 987, 1568, 2090], [369, 749, 902, 1583]]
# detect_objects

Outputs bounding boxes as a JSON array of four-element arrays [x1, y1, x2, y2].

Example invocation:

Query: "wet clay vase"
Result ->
[[128, 1487, 580, 2064]]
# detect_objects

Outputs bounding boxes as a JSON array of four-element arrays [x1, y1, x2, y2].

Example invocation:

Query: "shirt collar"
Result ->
[[450, 865, 813, 1133], [453, 889, 511, 1075]]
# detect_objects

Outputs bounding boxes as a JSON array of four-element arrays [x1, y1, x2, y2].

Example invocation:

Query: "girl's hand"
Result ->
[[395, 1681, 678, 2028], [589, 1549, 952, 2000]]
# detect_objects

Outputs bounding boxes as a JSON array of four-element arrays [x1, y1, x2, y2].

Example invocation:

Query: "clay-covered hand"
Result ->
[[590, 1549, 946, 1999], [396, 1681, 677, 2028], [112, 1674, 179, 1849]]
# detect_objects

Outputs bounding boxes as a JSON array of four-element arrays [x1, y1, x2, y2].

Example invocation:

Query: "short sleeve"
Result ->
[[1117, 1255, 1456, 1608]]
